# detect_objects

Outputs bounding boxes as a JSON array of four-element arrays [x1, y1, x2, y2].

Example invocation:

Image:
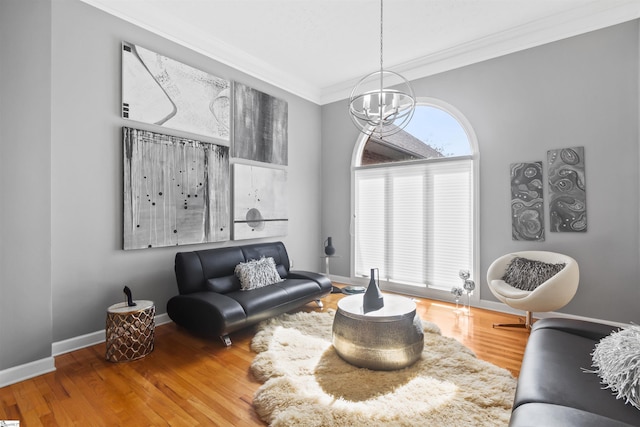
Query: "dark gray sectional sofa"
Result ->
[[167, 241, 332, 346], [510, 318, 640, 426]]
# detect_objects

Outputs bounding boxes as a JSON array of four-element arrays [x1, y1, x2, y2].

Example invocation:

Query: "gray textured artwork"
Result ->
[[233, 163, 288, 240], [510, 161, 544, 241], [548, 147, 587, 232], [233, 82, 288, 165], [123, 127, 230, 250], [122, 42, 230, 141]]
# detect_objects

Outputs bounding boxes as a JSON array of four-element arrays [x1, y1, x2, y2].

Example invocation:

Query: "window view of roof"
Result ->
[[362, 127, 444, 165], [361, 105, 471, 166]]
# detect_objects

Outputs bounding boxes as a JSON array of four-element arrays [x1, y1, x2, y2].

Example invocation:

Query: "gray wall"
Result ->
[[50, 0, 323, 342], [0, 0, 53, 371], [322, 21, 640, 324], [1, 0, 322, 374]]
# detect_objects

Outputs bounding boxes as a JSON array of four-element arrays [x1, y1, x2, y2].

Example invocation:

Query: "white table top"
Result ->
[[107, 300, 154, 314], [337, 294, 416, 321]]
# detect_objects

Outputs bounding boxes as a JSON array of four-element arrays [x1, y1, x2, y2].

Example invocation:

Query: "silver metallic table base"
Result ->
[[332, 294, 424, 371]]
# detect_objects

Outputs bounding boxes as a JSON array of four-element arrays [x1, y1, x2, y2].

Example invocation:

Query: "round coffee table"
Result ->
[[332, 294, 424, 370]]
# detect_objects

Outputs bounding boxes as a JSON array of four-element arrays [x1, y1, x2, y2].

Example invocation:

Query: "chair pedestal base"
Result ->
[[493, 311, 533, 330]]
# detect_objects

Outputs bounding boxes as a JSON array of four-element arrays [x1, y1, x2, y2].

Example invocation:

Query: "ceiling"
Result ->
[[81, 0, 640, 105]]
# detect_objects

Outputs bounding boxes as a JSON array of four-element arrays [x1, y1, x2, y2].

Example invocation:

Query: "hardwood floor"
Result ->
[[0, 286, 529, 426]]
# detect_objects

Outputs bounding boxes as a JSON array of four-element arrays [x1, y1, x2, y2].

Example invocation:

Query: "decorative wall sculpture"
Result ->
[[233, 82, 288, 165], [233, 163, 288, 240], [122, 42, 230, 141], [548, 146, 587, 232], [510, 161, 545, 241], [123, 127, 230, 250]]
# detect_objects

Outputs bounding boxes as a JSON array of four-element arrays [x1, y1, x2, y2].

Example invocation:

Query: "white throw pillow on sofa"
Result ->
[[235, 256, 284, 291]]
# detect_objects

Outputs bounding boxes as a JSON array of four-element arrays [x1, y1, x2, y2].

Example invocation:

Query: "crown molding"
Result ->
[[79, 0, 322, 103], [81, 0, 640, 106], [320, 1, 640, 104]]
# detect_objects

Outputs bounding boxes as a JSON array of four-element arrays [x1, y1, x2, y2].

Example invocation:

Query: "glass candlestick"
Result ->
[[451, 287, 464, 311], [463, 279, 475, 316]]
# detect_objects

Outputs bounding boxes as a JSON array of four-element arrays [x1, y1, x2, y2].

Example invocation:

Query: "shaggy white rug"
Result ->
[[250, 310, 516, 427]]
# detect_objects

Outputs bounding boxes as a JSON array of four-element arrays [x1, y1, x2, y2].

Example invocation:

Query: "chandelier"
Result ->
[[349, 0, 416, 138]]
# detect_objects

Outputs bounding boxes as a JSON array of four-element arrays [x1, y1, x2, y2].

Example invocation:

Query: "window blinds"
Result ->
[[354, 158, 473, 291]]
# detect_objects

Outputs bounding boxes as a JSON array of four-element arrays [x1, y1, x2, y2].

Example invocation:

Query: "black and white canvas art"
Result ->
[[548, 147, 587, 232], [233, 82, 288, 165], [233, 163, 288, 240], [122, 42, 230, 141], [123, 127, 230, 250], [510, 161, 545, 241]]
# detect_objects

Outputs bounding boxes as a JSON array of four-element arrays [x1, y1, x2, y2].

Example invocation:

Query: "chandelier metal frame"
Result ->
[[348, 0, 416, 138]]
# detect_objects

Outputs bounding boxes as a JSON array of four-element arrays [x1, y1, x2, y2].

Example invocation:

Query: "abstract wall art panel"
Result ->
[[510, 161, 545, 241], [123, 127, 230, 250], [233, 82, 288, 165], [233, 163, 288, 240], [122, 42, 230, 141], [548, 146, 587, 232]]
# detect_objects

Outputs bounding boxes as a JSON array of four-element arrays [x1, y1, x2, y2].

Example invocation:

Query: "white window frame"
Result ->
[[350, 97, 480, 304]]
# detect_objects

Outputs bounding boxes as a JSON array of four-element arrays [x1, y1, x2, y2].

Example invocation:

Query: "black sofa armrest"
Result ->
[[288, 270, 333, 293], [175, 251, 206, 295], [167, 292, 247, 337], [531, 318, 619, 341], [510, 403, 638, 427]]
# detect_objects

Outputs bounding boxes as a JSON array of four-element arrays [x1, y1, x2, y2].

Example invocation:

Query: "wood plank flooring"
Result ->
[[0, 286, 529, 426]]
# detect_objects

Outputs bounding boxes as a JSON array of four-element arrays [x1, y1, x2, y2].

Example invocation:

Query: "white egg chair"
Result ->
[[486, 251, 579, 329]]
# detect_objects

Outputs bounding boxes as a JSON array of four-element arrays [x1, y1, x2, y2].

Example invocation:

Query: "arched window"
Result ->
[[352, 98, 478, 302]]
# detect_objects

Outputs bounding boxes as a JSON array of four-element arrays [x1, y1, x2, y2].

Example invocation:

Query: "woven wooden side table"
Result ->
[[106, 300, 155, 362]]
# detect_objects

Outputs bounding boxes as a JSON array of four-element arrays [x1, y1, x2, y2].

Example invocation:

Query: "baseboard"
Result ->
[[0, 313, 171, 387], [477, 300, 629, 328], [52, 312, 171, 356], [330, 276, 630, 329], [51, 329, 106, 357], [0, 357, 55, 388], [1, 313, 172, 388], [329, 275, 354, 285]]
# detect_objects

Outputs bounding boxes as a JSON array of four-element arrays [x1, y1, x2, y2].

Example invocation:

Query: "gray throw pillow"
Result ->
[[502, 256, 566, 291], [588, 325, 640, 410], [235, 256, 283, 291]]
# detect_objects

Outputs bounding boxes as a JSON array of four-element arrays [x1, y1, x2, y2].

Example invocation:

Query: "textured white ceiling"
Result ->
[[82, 0, 640, 104]]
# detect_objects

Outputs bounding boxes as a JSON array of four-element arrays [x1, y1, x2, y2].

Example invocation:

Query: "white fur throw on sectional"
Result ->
[[235, 256, 284, 291], [589, 325, 640, 410]]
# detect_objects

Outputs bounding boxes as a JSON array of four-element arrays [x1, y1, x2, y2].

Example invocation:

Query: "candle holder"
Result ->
[[463, 279, 475, 315], [451, 286, 464, 311], [458, 270, 475, 316]]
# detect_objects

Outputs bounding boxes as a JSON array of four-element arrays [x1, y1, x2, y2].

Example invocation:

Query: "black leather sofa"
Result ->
[[167, 241, 332, 346], [510, 318, 640, 426]]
